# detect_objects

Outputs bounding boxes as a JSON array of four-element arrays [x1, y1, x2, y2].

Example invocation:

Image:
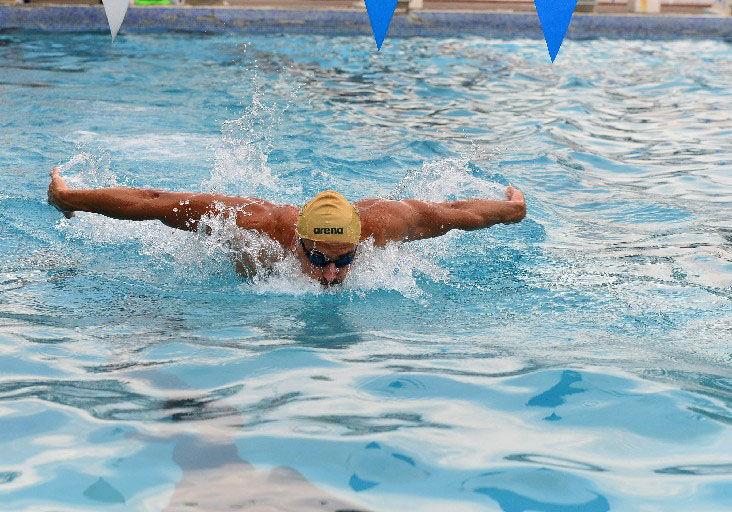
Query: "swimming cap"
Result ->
[[296, 190, 361, 244]]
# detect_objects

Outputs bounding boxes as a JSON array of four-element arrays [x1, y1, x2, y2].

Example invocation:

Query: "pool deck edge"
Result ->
[[1, 6, 730, 40]]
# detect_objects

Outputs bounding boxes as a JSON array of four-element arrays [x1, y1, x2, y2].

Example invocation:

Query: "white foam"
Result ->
[[72, 131, 218, 162], [343, 238, 451, 299], [389, 157, 505, 202]]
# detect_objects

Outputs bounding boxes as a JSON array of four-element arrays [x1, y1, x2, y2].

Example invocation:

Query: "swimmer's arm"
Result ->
[[47, 167, 285, 235], [359, 186, 526, 244]]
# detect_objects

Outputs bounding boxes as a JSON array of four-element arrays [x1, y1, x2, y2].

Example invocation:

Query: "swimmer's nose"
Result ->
[[322, 263, 338, 284]]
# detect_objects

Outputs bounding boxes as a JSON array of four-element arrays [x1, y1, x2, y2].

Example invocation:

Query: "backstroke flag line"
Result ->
[[364, 0, 398, 50], [102, 0, 129, 40], [98, 0, 576, 60], [534, 0, 578, 62]]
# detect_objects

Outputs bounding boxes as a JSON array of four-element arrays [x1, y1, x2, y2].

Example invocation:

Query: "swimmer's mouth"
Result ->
[[320, 279, 342, 287]]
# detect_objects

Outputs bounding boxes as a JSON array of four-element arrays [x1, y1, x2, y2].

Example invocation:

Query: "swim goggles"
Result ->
[[299, 239, 356, 268]]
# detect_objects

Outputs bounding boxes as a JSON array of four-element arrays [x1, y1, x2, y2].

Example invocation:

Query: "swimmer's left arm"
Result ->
[[359, 186, 526, 244]]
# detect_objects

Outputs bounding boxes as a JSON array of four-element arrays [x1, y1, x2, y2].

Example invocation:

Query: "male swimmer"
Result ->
[[48, 167, 526, 286]]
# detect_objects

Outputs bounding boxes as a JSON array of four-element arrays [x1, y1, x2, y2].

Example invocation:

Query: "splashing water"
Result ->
[[203, 65, 301, 199], [389, 157, 506, 202]]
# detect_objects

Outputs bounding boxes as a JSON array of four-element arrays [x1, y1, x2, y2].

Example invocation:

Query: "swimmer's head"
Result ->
[[296, 190, 361, 245]]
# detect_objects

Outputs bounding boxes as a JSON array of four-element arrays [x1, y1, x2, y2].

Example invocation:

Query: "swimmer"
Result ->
[[47, 167, 526, 286]]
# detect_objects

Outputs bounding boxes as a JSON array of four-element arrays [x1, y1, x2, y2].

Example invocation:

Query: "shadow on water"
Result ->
[[527, 370, 586, 408], [464, 468, 611, 512]]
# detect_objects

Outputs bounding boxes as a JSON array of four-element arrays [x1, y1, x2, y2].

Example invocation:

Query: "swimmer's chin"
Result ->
[[320, 279, 344, 287]]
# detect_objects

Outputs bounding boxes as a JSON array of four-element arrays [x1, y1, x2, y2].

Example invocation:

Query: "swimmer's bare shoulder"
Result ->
[[232, 206, 298, 278], [356, 186, 526, 246]]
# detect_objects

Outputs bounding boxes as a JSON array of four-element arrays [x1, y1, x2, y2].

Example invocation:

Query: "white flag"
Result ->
[[102, 0, 129, 39]]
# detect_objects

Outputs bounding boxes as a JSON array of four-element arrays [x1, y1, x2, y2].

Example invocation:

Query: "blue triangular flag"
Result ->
[[534, 0, 578, 62], [364, 0, 398, 50]]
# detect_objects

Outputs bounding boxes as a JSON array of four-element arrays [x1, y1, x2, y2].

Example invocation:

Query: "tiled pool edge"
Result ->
[[0, 6, 730, 40]]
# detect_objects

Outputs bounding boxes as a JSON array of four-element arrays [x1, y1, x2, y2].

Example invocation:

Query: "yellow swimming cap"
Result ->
[[296, 190, 361, 244]]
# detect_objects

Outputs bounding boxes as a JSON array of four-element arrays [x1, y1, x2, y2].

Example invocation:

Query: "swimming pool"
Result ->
[[0, 32, 730, 511]]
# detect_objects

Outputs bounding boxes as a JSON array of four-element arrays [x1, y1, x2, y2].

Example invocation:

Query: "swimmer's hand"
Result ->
[[505, 185, 524, 202], [48, 167, 75, 218], [504, 185, 526, 223]]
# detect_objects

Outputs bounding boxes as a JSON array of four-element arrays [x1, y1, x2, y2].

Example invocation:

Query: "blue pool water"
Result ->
[[0, 32, 731, 511]]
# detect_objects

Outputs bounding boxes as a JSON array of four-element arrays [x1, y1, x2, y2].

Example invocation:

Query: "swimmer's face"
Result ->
[[297, 239, 357, 286]]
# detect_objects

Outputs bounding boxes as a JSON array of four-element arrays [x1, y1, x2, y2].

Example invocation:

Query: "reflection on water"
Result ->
[[165, 436, 371, 512], [655, 463, 732, 476], [503, 454, 607, 473], [0, 32, 730, 511]]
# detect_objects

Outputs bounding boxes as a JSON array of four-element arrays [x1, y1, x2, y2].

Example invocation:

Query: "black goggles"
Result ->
[[299, 239, 356, 268]]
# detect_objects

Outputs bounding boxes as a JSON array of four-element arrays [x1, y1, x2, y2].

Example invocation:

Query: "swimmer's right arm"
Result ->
[[47, 167, 286, 235], [357, 185, 526, 245]]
